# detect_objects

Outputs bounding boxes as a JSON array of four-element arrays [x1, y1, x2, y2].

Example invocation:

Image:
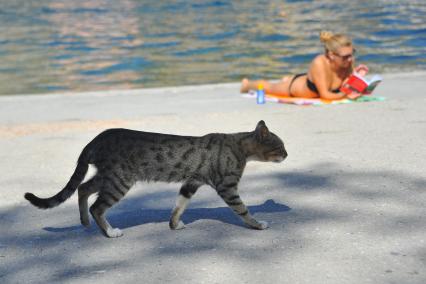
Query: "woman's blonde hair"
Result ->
[[319, 31, 352, 53]]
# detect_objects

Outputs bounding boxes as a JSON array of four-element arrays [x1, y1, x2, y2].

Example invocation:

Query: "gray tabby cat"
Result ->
[[25, 120, 287, 238]]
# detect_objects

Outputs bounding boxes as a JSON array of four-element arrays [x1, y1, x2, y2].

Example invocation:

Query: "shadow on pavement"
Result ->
[[43, 199, 291, 233], [1, 162, 425, 283]]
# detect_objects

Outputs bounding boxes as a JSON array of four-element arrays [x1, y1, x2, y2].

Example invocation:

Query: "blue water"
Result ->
[[0, 0, 425, 95]]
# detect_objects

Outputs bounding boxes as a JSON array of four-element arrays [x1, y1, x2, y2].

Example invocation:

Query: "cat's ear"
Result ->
[[255, 120, 270, 141]]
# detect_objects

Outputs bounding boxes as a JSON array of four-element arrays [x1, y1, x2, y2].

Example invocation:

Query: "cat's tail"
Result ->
[[24, 153, 90, 209]]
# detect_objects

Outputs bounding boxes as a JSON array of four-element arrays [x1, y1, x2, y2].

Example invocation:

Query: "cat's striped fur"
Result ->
[[25, 121, 287, 238]]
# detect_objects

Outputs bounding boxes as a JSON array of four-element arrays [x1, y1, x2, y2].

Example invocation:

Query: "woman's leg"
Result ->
[[241, 77, 293, 96]]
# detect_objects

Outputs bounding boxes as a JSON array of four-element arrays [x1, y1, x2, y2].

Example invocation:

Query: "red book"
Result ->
[[341, 73, 382, 95]]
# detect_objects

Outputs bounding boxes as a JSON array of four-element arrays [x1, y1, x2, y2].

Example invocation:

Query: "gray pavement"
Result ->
[[0, 72, 425, 283]]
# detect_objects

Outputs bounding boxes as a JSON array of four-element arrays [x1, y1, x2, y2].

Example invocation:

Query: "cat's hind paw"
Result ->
[[258, 221, 269, 230], [80, 218, 91, 228], [249, 220, 268, 230]]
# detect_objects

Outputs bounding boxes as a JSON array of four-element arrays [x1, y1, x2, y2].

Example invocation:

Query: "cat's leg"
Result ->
[[90, 175, 132, 238], [216, 184, 268, 230], [78, 177, 100, 227], [169, 181, 202, 230]]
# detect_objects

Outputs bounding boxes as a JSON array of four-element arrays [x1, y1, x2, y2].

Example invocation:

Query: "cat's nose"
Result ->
[[283, 150, 288, 160]]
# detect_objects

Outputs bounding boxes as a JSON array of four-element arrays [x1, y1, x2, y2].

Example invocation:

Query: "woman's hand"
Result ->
[[355, 64, 369, 76], [346, 91, 363, 100]]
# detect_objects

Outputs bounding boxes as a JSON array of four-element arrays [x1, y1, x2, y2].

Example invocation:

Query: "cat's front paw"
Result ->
[[175, 221, 186, 230], [169, 220, 186, 230], [250, 220, 268, 230], [105, 228, 124, 238]]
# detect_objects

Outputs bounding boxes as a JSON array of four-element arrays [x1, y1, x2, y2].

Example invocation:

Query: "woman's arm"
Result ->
[[309, 58, 347, 100]]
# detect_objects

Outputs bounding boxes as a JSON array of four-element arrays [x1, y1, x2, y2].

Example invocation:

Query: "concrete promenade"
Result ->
[[0, 72, 425, 283]]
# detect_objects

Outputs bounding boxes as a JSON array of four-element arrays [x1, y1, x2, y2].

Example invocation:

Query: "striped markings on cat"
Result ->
[[24, 121, 287, 238]]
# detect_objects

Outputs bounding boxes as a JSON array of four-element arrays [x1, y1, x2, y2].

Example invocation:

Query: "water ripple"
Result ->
[[0, 0, 425, 95]]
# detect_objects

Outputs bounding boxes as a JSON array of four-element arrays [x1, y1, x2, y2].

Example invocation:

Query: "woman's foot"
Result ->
[[240, 78, 250, 93]]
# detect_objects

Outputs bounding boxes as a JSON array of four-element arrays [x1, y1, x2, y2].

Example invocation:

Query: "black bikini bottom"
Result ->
[[289, 73, 340, 96]]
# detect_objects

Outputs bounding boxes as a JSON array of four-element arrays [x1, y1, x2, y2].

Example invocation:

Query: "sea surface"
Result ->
[[0, 0, 425, 95]]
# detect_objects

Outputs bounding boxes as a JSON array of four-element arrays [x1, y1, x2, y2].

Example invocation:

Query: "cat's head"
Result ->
[[251, 120, 287, 163]]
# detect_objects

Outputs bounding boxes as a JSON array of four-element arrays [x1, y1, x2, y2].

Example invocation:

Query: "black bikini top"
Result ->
[[307, 78, 341, 94]]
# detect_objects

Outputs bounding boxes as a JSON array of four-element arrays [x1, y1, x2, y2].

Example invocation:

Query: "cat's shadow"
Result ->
[[44, 199, 290, 234]]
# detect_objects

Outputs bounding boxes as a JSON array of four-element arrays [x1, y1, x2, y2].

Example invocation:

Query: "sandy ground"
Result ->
[[0, 72, 425, 284]]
